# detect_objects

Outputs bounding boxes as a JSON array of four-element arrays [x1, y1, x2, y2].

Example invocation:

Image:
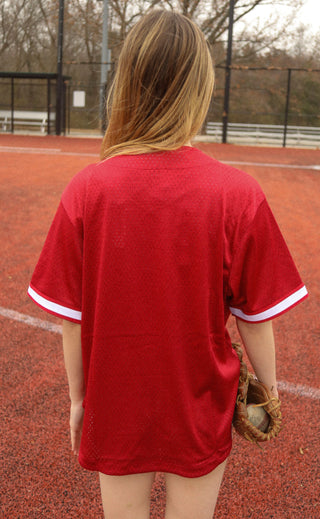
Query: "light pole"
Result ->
[[222, 0, 235, 144], [56, 0, 65, 135]]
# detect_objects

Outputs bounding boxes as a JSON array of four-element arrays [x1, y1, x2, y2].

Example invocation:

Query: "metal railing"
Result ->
[[205, 122, 320, 148]]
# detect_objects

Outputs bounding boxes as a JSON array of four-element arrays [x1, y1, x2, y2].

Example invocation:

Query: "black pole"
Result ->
[[62, 80, 66, 134], [283, 68, 292, 148], [67, 82, 71, 134], [222, 0, 235, 144], [11, 77, 14, 133], [100, 0, 109, 132], [56, 0, 65, 135], [47, 78, 51, 135]]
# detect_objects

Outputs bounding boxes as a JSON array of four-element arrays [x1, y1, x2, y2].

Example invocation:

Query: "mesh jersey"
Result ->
[[28, 146, 307, 476]]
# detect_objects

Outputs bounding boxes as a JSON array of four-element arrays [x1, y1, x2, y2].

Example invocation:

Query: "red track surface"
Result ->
[[1, 134, 319, 518]]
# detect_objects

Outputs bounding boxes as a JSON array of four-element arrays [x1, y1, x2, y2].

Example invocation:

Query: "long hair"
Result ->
[[100, 10, 214, 160]]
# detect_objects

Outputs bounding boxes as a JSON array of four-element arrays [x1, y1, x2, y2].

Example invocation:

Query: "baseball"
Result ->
[[247, 404, 270, 432]]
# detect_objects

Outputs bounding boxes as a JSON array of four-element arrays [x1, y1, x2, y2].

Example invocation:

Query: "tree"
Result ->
[[1, 0, 319, 129], [0, 0, 312, 72], [108, 1, 306, 63]]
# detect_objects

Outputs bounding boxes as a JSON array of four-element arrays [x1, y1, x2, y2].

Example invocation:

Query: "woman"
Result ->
[[28, 10, 307, 519]]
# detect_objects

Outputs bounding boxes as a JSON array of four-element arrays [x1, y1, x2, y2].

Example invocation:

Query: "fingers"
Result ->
[[69, 401, 84, 456], [71, 428, 81, 456], [270, 385, 279, 399]]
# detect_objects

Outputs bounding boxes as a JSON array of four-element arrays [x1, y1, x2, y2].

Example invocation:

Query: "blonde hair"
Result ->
[[100, 10, 214, 160]]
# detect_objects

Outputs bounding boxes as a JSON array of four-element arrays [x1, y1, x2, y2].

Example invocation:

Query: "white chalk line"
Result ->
[[225, 160, 320, 171], [1, 305, 319, 401], [0, 146, 62, 154], [0, 306, 62, 334], [277, 381, 320, 400], [0, 146, 319, 169], [0, 146, 98, 158]]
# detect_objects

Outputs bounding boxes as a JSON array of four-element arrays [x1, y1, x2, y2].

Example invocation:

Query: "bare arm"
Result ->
[[236, 318, 278, 398], [62, 319, 85, 455]]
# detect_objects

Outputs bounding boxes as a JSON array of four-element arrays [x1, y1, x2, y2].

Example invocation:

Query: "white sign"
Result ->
[[73, 91, 86, 108]]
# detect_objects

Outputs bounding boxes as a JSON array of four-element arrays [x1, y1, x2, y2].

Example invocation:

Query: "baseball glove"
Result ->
[[232, 343, 282, 445]]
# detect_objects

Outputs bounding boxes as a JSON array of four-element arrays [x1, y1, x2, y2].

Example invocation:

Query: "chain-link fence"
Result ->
[[0, 73, 67, 134], [1, 66, 320, 146]]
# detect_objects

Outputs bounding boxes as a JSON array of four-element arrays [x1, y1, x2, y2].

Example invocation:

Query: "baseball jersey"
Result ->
[[28, 146, 307, 477]]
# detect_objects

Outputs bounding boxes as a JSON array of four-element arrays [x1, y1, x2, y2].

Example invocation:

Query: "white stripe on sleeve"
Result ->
[[28, 286, 82, 322], [229, 285, 308, 322]]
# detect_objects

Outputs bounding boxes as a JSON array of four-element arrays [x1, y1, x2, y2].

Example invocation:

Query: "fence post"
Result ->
[[283, 68, 292, 147], [11, 78, 14, 133], [47, 78, 51, 135], [101, 83, 108, 134], [67, 82, 71, 134], [62, 80, 66, 135], [222, 0, 235, 144]]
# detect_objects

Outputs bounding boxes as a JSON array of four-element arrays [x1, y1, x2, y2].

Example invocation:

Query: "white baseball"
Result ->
[[247, 404, 270, 432]]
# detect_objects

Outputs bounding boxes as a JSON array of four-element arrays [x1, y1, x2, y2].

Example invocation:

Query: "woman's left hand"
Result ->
[[69, 400, 84, 456]]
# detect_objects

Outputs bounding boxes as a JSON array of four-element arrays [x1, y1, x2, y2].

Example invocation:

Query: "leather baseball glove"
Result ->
[[232, 343, 282, 445]]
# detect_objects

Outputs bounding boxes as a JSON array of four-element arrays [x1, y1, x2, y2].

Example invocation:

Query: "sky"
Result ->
[[237, 0, 320, 36], [298, 0, 320, 30]]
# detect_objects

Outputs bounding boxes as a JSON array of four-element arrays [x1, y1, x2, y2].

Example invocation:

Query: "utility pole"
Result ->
[[100, 0, 109, 132], [222, 0, 235, 144], [56, 0, 65, 136]]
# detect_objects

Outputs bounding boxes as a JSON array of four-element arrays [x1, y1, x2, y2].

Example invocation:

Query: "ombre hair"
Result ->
[[100, 10, 214, 160]]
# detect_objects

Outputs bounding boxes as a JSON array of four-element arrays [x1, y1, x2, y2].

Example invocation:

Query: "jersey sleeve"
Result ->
[[227, 198, 308, 322], [28, 173, 86, 323]]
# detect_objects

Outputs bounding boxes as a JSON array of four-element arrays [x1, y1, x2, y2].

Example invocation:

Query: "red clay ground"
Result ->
[[1, 134, 319, 518]]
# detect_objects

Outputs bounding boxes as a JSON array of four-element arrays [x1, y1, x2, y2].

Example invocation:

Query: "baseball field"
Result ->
[[1, 134, 319, 518]]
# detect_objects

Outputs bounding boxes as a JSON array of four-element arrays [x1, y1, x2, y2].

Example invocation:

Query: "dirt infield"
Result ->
[[1, 134, 319, 518]]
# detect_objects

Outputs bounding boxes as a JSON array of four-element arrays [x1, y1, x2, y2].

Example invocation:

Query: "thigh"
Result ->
[[99, 471, 156, 519], [164, 459, 227, 519]]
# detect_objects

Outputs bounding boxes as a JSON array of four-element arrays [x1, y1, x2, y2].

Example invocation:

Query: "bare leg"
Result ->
[[99, 472, 156, 519], [164, 459, 227, 519]]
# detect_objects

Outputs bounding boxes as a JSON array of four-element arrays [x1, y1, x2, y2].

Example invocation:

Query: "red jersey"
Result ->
[[28, 146, 307, 477]]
